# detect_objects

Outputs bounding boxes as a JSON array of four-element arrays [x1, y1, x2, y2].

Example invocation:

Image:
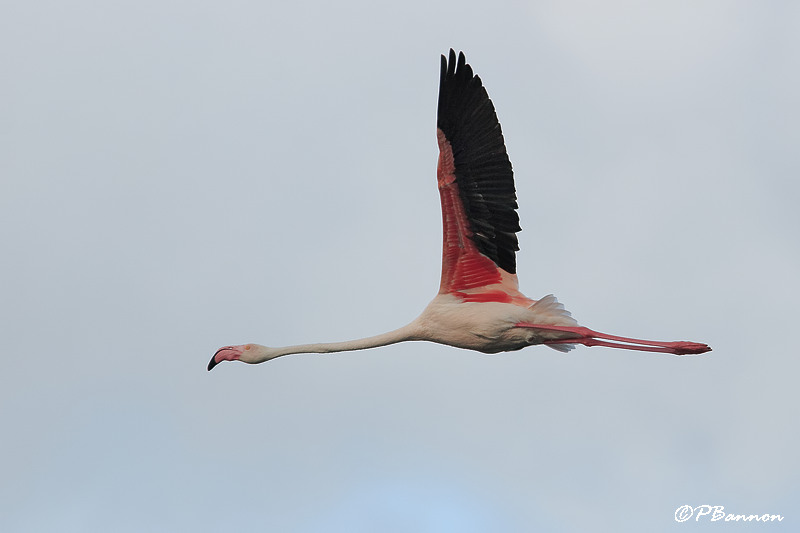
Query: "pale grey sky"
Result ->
[[2, 1, 798, 531]]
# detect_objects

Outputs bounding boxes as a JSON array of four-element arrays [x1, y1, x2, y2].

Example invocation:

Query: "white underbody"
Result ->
[[413, 293, 580, 354]]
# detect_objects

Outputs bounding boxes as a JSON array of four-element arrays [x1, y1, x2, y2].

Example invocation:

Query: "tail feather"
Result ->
[[547, 343, 576, 353], [528, 294, 579, 327]]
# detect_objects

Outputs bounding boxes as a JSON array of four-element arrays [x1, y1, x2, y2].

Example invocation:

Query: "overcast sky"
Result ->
[[2, 1, 798, 531]]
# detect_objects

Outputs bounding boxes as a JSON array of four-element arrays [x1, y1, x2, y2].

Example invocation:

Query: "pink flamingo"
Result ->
[[209, 49, 710, 371]]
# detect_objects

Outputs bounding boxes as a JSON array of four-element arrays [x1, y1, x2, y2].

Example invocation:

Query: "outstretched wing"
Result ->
[[436, 49, 527, 305]]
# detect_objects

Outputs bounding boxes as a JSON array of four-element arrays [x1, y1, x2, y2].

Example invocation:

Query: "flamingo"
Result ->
[[208, 49, 711, 371]]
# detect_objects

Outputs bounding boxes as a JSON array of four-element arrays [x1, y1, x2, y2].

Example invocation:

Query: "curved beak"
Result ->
[[208, 345, 244, 371]]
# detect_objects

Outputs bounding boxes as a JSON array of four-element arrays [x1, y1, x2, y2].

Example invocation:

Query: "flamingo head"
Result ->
[[208, 344, 272, 371]]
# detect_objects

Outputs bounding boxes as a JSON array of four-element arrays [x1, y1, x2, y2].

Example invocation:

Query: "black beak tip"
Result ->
[[207, 355, 219, 371]]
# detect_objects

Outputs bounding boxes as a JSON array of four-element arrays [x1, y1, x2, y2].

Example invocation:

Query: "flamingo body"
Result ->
[[209, 50, 710, 371], [414, 293, 579, 354]]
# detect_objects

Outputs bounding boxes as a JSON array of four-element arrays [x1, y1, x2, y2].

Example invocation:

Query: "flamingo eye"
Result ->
[[245, 345, 251, 350]]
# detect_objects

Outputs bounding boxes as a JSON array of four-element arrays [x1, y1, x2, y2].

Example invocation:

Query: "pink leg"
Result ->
[[514, 323, 712, 355]]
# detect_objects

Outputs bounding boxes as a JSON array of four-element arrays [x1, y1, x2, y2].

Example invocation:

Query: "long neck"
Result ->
[[268, 322, 422, 359]]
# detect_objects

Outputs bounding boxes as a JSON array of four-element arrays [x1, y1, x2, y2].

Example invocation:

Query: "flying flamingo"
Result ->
[[208, 49, 711, 371]]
